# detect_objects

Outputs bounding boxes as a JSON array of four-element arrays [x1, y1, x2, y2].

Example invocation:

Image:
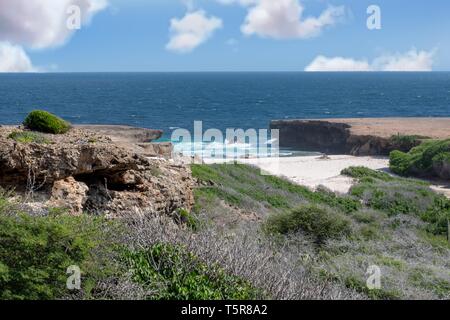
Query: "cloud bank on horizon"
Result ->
[[305, 49, 435, 72], [0, 42, 36, 72]]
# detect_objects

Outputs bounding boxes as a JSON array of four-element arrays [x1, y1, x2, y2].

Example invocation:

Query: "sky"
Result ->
[[0, 0, 449, 72]]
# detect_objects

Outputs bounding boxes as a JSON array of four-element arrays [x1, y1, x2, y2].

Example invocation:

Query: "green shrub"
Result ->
[[0, 206, 116, 300], [124, 243, 260, 300], [389, 139, 450, 178], [265, 205, 352, 243], [174, 208, 199, 230], [342, 166, 394, 182], [8, 131, 50, 144], [23, 110, 71, 134], [389, 134, 428, 152], [389, 150, 411, 176]]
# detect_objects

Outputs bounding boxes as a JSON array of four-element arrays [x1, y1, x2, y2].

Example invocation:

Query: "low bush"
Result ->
[[23, 110, 71, 134], [265, 205, 352, 243], [123, 243, 260, 300]]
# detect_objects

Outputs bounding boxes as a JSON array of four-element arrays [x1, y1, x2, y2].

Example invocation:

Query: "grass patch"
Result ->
[[408, 267, 450, 298], [343, 166, 450, 236], [8, 131, 50, 144], [376, 256, 406, 271], [418, 230, 450, 251], [192, 164, 361, 214], [23, 110, 71, 134], [344, 275, 401, 300]]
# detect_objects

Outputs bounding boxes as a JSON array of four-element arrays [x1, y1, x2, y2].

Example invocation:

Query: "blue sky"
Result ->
[[1, 0, 450, 72]]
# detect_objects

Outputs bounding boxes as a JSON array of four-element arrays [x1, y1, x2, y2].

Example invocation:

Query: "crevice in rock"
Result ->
[[73, 172, 140, 192]]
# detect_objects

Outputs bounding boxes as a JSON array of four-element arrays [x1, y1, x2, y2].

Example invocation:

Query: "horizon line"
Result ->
[[1, 71, 450, 74]]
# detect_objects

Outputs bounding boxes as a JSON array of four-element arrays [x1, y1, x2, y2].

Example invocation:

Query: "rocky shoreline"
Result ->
[[1, 118, 449, 216], [271, 118, 450, 156]]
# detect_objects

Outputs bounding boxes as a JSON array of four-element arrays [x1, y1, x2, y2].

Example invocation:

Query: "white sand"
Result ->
[[205, 155, 390, 194], [202, 155, 450, 197]]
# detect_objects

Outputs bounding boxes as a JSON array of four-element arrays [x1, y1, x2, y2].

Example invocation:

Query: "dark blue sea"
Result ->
[[1, 72, 449, 140]]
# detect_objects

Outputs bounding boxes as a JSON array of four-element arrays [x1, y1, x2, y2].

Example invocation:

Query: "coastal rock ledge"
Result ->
[[271, 118, 450, 156], [0, 126, 194, 216]]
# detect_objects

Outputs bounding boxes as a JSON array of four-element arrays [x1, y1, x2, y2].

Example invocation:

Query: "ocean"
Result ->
[[1, 72, 449, 157]]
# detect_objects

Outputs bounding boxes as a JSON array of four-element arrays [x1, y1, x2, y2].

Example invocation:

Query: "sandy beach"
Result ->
[[205, 155, 389, 194], [205, 155, 450, 197]]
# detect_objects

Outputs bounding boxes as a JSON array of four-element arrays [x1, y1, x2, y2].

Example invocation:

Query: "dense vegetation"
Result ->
[[0, 203, 116, 299], [192, 164, 450, 299], [1, 161, 449, 300], [0, 193, 264, 300], [390, 139, 450, 178], [23, 110, 71, 134], [124, 243, 260, 300]]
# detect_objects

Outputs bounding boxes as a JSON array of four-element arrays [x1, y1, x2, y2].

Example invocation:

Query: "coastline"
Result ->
[[210, 155, 389, 194], [204, 155, 450, 198]]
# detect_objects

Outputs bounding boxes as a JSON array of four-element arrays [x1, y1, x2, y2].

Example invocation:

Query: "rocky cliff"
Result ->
[[270, 118, 450, 156], [0, 126, 194, 216]]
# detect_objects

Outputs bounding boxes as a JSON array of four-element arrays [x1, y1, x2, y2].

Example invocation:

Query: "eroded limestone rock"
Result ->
[[0, 127, 194, 217]]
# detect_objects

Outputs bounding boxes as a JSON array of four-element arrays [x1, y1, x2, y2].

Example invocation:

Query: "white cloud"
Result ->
[[305, 49, 435, 72], [305, 56, 371, 72], [0, 0, 108, 49], [373, 49, 435, 71], [236, 0, 345, 39], [166, 10, 223, 53], [0, 42, 36, 72]]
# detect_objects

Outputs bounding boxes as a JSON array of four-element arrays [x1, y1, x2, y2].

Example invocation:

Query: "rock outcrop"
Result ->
[[74, 125, 173, 159], [0, 127, 194, 216], [75, 125, 163, 143], [270, 118, 450, 156]]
